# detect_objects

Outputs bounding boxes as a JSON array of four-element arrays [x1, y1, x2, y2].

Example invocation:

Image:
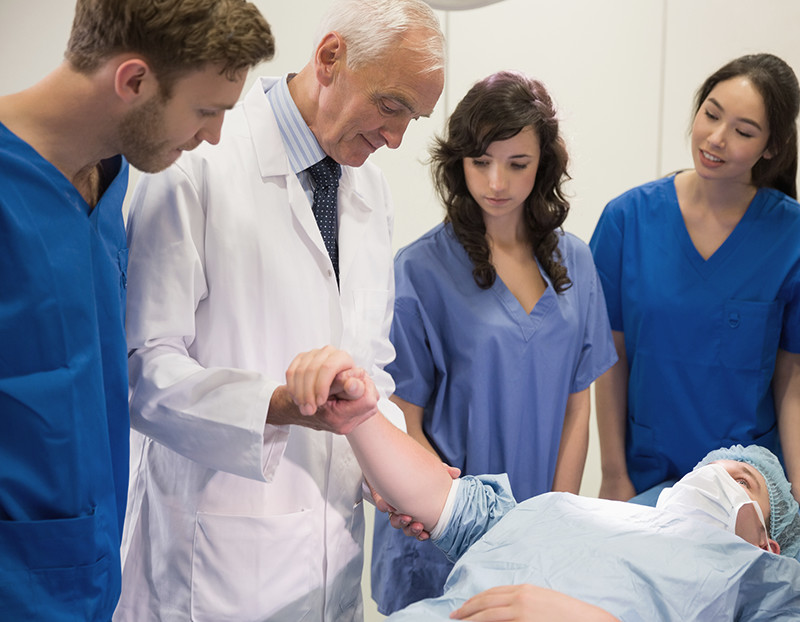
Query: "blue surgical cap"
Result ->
[[695, 444, 800, 558]]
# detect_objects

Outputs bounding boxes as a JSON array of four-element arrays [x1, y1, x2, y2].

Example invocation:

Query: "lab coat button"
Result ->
[[728, 311, 740, 328]]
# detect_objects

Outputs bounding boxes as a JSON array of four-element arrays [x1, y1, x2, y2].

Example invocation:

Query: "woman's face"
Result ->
[[691, 76, 772, 186], [462, 126, 540, 226]]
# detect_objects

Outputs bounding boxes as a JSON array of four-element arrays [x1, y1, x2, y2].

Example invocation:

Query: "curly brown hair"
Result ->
[[66, 0, 275, 96], [431, 71, 572, 292]]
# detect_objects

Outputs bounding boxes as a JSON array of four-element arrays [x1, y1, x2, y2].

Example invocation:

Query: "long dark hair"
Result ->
[[431, 71, 572, 292], [694, 53, 800, 198]]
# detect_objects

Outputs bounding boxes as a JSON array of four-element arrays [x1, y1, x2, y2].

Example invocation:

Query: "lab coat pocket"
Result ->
[[191, 509, 313, 622], [720, 299, 781, 371]]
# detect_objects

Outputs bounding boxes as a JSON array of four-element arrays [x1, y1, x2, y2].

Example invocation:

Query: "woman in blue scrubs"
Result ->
[[371, 71, 617, 614], [590, 53, 800, 506]]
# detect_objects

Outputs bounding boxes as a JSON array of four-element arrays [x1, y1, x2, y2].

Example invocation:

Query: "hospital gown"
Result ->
[[387, 476, 800, 622]]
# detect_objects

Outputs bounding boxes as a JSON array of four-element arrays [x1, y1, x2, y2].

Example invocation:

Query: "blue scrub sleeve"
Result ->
[[432, 474, 517, 563], [589, 204, 625, 332], [387, 295, 436, 407], [570, 261, 618, 393], [779, 266, 800, 353]]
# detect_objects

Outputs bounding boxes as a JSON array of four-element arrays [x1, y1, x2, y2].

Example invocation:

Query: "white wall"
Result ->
[[3, 2, 799, 621]]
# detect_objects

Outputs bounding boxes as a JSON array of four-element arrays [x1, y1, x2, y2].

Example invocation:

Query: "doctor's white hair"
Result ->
[[313, 0, 445, 73]]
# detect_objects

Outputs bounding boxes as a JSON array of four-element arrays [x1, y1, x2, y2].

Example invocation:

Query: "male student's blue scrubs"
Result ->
[[0, 122, 129, 621]]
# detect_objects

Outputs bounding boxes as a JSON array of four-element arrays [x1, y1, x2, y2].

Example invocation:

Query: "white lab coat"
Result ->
[[114, 78, 404, 622]]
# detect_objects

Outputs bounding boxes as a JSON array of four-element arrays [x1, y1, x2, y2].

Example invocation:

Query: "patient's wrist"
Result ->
[[430, 478, 461, 540]]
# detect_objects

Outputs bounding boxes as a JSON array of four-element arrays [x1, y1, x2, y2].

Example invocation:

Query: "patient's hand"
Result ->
[[449, 585, 621, 621], [278, 347, 379, 434]]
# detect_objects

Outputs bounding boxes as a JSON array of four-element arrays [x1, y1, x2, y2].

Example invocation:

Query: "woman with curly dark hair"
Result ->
[[371, 71, 618, 614]]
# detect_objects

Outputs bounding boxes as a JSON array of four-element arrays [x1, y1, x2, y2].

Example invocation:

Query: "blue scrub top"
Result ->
[[0, 123, 129, 620], [590, 175, 800, 492], [372, 223, 616, 613]]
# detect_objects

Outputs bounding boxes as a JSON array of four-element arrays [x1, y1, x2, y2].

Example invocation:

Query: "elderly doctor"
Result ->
[[114, 1, 445, 621]]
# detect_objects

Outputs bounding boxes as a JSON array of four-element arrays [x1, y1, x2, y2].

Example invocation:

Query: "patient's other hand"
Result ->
[[449, 584, 621, 621]]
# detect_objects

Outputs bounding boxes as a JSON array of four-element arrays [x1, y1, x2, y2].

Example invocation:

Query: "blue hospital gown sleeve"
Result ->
[[432, 474, 517, 563]]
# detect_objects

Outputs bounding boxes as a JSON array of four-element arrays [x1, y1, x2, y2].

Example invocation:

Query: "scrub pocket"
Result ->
[[0, 510, 115, 620], [190, 509, 313, 622], [720, 299, 781, 371]]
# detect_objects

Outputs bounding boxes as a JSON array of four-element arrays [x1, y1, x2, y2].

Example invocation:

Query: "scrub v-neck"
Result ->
[[669, 177, 763, 279], [490, 263, 557, 341]]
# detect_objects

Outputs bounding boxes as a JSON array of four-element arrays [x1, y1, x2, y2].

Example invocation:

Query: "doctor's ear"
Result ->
[[766, 538, 781, 555], [114, 58, 158, 104], [315, 32, 345, 87]]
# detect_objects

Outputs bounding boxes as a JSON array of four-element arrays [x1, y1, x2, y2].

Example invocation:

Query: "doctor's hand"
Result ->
[[368, 478, 427, 541], [370, 462, 460, 541], [270, 346, 379, 434], [449, 585, 621, 621]]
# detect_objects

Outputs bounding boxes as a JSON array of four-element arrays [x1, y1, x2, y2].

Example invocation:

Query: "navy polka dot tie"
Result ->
[[308, 156, 341, 282]]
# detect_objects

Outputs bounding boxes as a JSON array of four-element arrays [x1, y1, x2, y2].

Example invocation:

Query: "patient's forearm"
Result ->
[[346, 413, 452, 529]]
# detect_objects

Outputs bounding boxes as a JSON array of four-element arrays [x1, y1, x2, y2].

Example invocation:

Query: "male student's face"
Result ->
[[119, 64, 245, 173]]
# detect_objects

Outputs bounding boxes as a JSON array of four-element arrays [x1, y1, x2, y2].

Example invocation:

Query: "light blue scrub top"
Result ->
[[386, 476, 800, 622], [372, 223, 617, 613], [0, 122, 130, 620], [590, 176, 800, 493]]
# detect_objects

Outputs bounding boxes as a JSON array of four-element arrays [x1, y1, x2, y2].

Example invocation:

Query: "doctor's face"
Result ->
[[313, 30, 444, 168], [118, 63, 245, 173]]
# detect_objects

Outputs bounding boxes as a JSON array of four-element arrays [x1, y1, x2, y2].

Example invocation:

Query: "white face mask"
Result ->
[[657, 463, 772, 552]]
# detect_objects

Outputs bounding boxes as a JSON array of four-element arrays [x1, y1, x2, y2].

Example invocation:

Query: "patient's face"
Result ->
[[713, 460, 770, 523], [714, 460, 776, 552]]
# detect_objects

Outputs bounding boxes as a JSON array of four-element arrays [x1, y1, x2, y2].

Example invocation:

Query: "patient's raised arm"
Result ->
[[346, 406, 453, 530]]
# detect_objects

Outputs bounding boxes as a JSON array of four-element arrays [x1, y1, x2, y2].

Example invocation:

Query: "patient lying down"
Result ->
[[282, 354, 800, 620], [341, 384, 800, 621]]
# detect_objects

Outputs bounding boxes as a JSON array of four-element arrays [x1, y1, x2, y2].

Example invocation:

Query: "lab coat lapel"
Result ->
[[287, 177, 332, 272], [337, 166, 374, 285], [243, 78, 334, 274]]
